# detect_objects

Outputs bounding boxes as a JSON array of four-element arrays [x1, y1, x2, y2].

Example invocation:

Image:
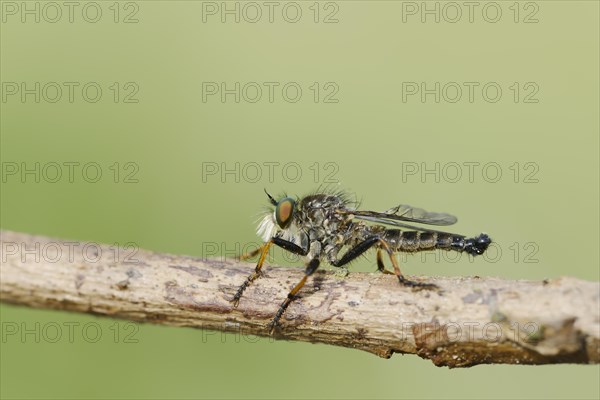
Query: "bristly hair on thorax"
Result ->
[[255, 186, 359, 247]]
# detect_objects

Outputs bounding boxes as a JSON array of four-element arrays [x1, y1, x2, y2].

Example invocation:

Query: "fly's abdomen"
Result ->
[[383, 230, 491, 256]]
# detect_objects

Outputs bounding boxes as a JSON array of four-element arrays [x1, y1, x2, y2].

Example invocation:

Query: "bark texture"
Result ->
[[1, 230, 598, 367]]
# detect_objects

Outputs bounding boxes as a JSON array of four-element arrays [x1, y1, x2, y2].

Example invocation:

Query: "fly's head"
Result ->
[[256, 190, 299, 242]]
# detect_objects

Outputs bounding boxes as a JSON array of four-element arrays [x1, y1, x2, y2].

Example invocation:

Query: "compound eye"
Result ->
[[275, 197, 295, 228]]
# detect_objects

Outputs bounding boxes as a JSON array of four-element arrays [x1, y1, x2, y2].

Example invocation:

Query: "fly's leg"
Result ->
[[232, 237, 309, 307], [238, 245, 264, 261], [269, 258, 320, 334], [376, 248, 394, 275], [232, 242, 271, 307], [378, 240, 438, 290], [330, 236, 381, 267], [331, 237, 437, 289]]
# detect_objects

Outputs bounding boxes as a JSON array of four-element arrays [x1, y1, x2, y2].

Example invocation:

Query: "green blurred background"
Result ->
[[1, 1, 599, 399]]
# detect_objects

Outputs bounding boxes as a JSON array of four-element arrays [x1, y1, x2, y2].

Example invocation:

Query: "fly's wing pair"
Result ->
[[341, 204, 458, 234]]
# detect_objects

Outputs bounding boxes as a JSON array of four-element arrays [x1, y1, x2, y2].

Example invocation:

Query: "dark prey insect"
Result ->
[[232, 189, 491, 333]]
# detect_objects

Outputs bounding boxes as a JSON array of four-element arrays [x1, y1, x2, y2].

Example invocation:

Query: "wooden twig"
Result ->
[[1, 230, 598, 367]]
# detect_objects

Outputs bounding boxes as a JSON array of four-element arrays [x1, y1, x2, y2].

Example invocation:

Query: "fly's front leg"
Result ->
[[378, 240, 438, 290], [269, 258, 320, 334], [238, 245, 263, 261], [232, 241, 271, 307], [232, 237, 309, 307]]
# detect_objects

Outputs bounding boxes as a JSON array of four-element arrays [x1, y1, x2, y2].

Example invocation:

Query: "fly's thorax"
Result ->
[[307, 240, 322, 260], [304, 215, 346, 238], [298, 207, 350, 243]]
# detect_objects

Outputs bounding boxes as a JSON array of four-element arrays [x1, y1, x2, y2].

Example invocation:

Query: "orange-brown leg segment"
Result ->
[[232, 241, 272, 307], [238, 244, 265, 261], [378, 240, 437, 290], [232, 237, 310, 307], [376, 248, 394, 275], [268, 258, 320, 334]]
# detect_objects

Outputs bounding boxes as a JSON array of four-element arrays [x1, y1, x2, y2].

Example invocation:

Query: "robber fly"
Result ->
[[232, 189, 491, 333]]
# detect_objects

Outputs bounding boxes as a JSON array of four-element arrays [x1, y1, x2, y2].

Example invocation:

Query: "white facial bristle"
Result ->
[[256, 213, 276, 243]]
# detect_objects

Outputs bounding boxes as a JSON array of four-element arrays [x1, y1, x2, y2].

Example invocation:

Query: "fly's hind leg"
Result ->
[[376, 248, 394, 275], [378, 240, 438, 290], [329, 237, 436, 290]]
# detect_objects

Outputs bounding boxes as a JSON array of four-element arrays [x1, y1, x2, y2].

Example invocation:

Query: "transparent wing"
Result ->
[[346, 215, 456, 235], [347, 204, 457, 227], [384, 204, 457, 225]]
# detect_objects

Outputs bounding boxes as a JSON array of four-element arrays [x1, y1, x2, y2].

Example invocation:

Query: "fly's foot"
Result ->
[[231, 271, 265, 308], [267, 320, 279, 335], [268, 298, 291, 334], [231, 283, 248, 308], [377, 268, 394, 275], [397, 275, 439, 291], [231, 287, 245, 308]]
